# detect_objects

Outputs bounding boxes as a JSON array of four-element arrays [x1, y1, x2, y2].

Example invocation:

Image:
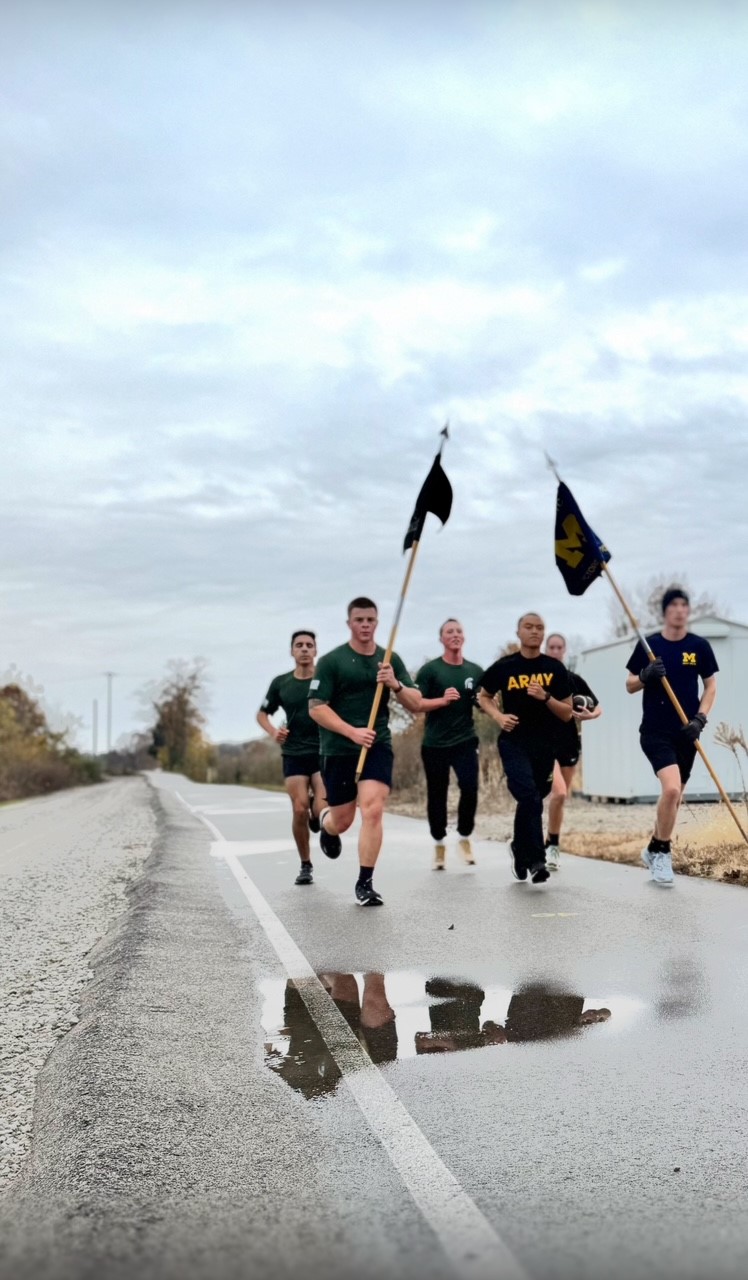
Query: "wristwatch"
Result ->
[[543, 690, 552, 703]]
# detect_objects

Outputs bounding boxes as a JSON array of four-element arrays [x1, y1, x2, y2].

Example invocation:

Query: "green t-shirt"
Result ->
[[260, 671, 320, 757], [309, 642, 416, 757], [416, 656, 484, 749]]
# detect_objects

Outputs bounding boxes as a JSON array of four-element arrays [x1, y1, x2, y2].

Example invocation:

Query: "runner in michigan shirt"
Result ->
[[310, 643, 417, 756]]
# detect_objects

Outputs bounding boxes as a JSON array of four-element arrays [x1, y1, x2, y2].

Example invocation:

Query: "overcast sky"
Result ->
[[3, 0, 748, 747]]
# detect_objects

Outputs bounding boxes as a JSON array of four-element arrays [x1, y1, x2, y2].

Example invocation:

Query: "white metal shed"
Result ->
[[575, 615, 748, 802]]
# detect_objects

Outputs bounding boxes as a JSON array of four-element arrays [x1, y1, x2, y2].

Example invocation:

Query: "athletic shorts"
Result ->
[[640, 731, 697, 784], [282, 753, 321, 779], [322, 743, 394, 808], [554, 745, 580, 769]]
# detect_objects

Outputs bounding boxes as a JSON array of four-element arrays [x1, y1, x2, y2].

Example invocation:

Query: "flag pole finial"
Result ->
[[544, 450, 562, 484]]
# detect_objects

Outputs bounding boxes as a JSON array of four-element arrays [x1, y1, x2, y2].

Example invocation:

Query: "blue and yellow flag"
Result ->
[[554, 481, 611, 596]]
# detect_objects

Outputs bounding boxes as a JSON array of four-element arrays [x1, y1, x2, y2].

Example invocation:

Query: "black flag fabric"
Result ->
[[554, 481, 611, 596], [403, 449, 453, 551]]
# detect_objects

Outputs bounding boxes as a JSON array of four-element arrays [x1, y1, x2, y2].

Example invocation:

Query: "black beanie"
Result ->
[[662, 587, 689, 614]]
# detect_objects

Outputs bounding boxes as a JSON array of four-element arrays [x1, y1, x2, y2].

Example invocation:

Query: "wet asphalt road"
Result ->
[[3, 774, 748, 1280]]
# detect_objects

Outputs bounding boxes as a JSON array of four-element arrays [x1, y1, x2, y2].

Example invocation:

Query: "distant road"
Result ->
[[2, 772, 748, 1280]]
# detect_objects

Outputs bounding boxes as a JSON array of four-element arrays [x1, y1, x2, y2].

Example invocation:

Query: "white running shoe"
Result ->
[[546, 846, 561, 872], [650, 851, 675, 887]]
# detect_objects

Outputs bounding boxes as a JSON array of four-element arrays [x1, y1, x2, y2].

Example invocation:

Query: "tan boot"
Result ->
[[433, 843, 446, 870], [458, 837, 475, 866]]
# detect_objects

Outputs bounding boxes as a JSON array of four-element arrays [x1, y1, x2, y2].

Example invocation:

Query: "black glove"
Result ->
[[639, 657, 666, 686], [682, 712, 707, 742]]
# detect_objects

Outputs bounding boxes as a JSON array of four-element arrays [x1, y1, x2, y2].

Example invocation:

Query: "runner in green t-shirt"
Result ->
[[308, 596, 421, 907], [257, 630, 325, 887], [416, 618, 483, 871]]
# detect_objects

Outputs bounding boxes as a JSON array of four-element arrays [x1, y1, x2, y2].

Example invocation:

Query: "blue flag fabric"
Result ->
[[403, 450, 453, 551], [554, 481, 611, 596]]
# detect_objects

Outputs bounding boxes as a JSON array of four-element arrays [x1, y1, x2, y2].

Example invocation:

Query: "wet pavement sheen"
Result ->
[[157, 776, 748, 1280]]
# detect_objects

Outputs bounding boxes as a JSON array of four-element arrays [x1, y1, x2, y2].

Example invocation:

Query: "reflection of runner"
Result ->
[[415, 977, 610, 1053], [266, 974, 398, 1099], [415, 979, 506, 1053], [416, 619, 483, 871], [504, 984, 610, 1041], [543, 633, 602, 871], [257, 631, 326, 886]]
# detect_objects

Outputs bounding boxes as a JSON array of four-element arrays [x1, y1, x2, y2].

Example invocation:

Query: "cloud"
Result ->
[[1, 0, 748, 743]]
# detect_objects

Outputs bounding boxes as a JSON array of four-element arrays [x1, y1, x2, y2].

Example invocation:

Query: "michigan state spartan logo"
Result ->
[[682, 652, 697, 665]]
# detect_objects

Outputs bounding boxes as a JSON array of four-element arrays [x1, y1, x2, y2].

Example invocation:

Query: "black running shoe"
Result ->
[[308, 812, 320, 834], [355, 881, 384, 906], [295, 862, 314, 886], [509, 843, 528, 882], [530, 861, 550, 884], [319, 810, 342, 859]]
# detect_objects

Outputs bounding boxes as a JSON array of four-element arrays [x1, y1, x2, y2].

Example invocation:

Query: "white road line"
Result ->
[[208, 840, 297, 859], [182, 797, 528, 1280]]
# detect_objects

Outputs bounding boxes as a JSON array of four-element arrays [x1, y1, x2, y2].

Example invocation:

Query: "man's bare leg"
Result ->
[[653, 764, 685, 841], [547, 762, 576, 868], [285, 776, 312, 860], [357, 779, 389, 868], [321, 800, 357, 837], [310, 771, 326, 820]]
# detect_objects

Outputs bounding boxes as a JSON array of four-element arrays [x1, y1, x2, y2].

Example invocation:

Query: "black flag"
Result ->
[[554, 481, 611, 596], [403, 432, 453, 551]]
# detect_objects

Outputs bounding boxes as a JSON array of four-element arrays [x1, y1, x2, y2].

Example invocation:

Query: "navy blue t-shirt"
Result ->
[[626, 632, 718, 734]]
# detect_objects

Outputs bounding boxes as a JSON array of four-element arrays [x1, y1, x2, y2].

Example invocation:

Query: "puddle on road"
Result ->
[[262, 972, 644, 1099]]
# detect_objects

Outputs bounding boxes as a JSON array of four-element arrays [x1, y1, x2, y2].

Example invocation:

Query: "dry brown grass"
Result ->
[[390, 776, 748, 887]]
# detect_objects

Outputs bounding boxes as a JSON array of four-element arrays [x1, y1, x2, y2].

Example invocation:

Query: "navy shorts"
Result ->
[[640, 731, 697, 784], [322, 743, 394, 808], [282, 753, 321, 780]]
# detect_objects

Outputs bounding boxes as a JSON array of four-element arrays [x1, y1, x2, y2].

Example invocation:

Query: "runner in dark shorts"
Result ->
[[625, 587, 718, 888], [257, 630, 325, 887], [544, 632, 602, 870], [308, 596, 421, 907]]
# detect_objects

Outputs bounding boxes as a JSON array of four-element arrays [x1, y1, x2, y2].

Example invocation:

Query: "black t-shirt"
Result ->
[[555, 671, 599, 756], [479, 652, 571, 745], [626, 632, 718, 734]]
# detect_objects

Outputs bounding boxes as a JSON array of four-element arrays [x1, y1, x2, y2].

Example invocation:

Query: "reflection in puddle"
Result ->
[[262, 972, 643, 1099]]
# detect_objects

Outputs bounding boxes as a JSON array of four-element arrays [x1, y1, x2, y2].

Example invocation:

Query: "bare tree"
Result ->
[[606, 574, 727, 639]]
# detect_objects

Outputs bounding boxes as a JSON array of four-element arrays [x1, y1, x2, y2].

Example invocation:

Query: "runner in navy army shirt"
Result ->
[[477, 613, 573, 883], [257, 630, 325, 887], [416, 618, 483, 871], [626, 587, 718, 888]]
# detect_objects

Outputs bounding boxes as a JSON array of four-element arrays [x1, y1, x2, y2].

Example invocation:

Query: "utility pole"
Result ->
[[92, 698, 98, 756], [104, 672, 116, 753]]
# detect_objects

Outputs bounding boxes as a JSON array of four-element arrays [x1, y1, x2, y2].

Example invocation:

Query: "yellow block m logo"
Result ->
[[682, 652, 696, 665], [555, 514, 585, 568]]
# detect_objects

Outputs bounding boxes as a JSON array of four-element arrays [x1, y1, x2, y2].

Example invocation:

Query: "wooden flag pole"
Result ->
[[601, 561, 748, 845], [354, 539, 421, 781]]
